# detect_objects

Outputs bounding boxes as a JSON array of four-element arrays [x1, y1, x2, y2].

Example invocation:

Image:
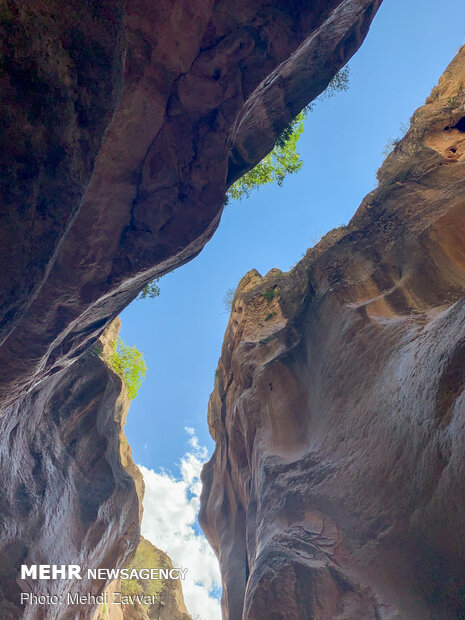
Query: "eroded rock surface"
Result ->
[[0, 320, 143, 620], [0, 0, 382, 408], [200, 48, 465, 619]]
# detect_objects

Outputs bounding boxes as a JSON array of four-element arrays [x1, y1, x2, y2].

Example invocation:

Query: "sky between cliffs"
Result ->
[[119, 1, 465, 618]]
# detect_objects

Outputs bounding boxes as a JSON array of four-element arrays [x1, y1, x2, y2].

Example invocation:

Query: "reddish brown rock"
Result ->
[[200, 48, 465, 619], [0, 0, 382, 408], [0, 320, 143, 620], [0, 0, 125, 342]]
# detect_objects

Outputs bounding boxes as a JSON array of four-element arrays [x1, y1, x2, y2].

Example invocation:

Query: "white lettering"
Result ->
[[68, 565, 82, 580], [52, 565, 66, 579], [20, 565, 37, 580], [106, 568, 119, 580], [39, 565, 50, 579]]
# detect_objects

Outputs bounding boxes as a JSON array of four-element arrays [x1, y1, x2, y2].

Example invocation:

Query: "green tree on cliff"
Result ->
[[228, 67, 350, 200], [134, 69, 350, 301], [121, 538, 168, 609], [108, 338, 147, 400], [227, 112, 305, 200], [138, 278, 161, 300]]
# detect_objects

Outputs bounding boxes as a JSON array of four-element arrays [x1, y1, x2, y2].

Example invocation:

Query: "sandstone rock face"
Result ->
[[93, 537, 192, 620], [0, 320, 143, 620], [0, 0, 381, 408], [200, 48, 465, 620]]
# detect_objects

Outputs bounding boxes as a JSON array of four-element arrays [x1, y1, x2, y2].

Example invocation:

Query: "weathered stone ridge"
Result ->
[[0, 0, 382, 408], [200, 48, 465, 619], [0, 320, 143, 620]]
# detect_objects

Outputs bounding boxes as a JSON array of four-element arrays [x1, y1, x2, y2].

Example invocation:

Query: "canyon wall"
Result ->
[[0, 2, 384, 618], [0, 318, 193, 619], [0, 320, 144, 620], [0, 0, 382, 408], [200, 48, 465, 619]]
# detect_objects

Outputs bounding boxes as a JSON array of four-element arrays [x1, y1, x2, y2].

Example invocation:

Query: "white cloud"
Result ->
[[139, 430, 221, 620]]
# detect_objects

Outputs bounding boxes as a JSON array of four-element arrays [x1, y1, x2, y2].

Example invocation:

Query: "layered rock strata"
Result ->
[[200, 48, 465, 619], [0, 320, 143, 620], [0, 0, 382, 407]]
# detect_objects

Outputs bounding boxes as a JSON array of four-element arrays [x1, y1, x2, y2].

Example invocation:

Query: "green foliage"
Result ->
[[264, 312, 275, 321], [108, 338, 147, 400], [228, 112, 305, 200], [122, 579, 143, 596], [301, 66, 351, 114], [262, 288, 279, 303], [138, 278, 161, 300], [228, 67, 350, 201], [121, 538, 167, 607], [321, 66, 351, 99], [447, 96, 458, 108]]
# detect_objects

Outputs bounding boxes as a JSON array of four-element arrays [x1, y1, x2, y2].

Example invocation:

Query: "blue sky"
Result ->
[[118, 2, 465, 617]]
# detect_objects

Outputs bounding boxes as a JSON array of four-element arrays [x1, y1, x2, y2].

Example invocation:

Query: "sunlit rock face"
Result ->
[[0, 320, 144, 620], [0, 0, 382, 408], [92, 537, 192, 620], [200, 48, 465, 620]]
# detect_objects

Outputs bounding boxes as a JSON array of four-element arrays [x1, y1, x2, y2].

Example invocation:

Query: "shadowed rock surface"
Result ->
[[0, 0, 382, 408], [0, 320, 144, 620], [200, 48, 465, 619]]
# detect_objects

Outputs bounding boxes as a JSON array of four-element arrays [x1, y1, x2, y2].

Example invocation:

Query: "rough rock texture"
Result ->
[[200, 48, 465, 620], [0, 319, 144, 620], [93, 537, 192, 620], [0, 0, 382, 408]]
